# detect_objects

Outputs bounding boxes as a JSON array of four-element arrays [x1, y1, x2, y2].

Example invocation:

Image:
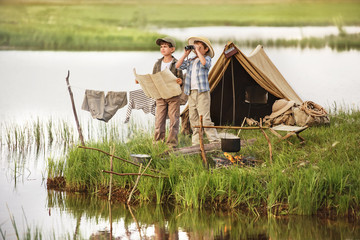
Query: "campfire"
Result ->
[[213, 152, 259, 168], [223, 152, 242, 164]]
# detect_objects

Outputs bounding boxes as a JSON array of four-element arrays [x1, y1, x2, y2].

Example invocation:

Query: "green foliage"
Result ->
[[0, 1, 360, 50], [47, 156, 65, 178]]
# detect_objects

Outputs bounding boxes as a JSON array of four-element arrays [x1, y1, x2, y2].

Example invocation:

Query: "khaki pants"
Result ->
[[81, 90, 128, 122], [154, 95, 180, 147], [188, 90, 218, 145]]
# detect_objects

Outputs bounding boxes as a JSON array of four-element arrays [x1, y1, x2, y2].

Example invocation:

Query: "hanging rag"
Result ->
[[81, 90, 128, 122], [124, 89, 156, 123]]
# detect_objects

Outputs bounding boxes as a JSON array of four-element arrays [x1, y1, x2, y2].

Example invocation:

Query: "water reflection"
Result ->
[[46, 191, 359, 239]]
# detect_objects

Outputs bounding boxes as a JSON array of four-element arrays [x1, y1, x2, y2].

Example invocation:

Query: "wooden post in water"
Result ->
[[65, 70, 85, 146], [108, 200, 113, 240]]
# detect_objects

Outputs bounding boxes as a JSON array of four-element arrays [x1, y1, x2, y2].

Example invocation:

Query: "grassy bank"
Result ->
[[0, 0, 360, 50], [47, 108, 360, 218]]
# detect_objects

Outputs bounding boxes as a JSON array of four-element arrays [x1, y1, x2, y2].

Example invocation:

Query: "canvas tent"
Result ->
[[181, 42, 303, 132]]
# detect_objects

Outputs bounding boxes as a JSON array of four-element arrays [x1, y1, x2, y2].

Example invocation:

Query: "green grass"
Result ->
[[50, 108, 360, 218], [0, 0, 360, 50]]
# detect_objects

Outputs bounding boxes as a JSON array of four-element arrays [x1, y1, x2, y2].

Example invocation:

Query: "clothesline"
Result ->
[[70, 84, 127, 93], [80, 88, 156, 124]]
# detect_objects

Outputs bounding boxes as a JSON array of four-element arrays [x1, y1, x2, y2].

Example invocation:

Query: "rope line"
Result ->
[[300, 101, 328, 117]]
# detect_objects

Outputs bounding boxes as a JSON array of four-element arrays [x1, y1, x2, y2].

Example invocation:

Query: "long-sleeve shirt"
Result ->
[[178, 55, 212, 95], [124, 89, 156, 123]]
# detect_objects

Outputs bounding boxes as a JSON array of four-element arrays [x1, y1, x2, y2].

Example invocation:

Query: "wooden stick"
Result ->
[[127, 164, 142, 205], [102, 170, 163, 178], [260, 127, 273, 164], [65, 70, 85, 146], [193, 125, 268, 130], [127, 205, 142, 239], [237, 117, 247, 137], [127, 158, 153, 205], [199, 115, 207, 166], [108, 144, 115, 201], [108, 201, 113, 240], [78, 145, 164, 175], [269, 128, 293, 145], [259, 118, 273, 163]]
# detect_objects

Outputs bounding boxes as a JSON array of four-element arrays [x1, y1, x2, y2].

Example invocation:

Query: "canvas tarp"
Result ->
[[181, 42, 302, 133]]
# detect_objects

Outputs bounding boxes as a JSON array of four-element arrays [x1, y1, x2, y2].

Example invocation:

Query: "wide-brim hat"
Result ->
[[269, 99, 296, 119], [156, 37, 176, 48], [187, 36, 214, 58]]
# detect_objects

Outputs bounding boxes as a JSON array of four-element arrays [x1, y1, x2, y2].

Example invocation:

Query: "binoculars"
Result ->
[[184, 45, 195, 50]]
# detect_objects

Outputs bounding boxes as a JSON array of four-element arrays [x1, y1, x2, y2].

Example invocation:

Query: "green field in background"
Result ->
[[0, 0, 359, 50]]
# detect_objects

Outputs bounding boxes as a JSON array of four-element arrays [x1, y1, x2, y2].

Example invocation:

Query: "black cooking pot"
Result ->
[[221, 137, 241, 152]]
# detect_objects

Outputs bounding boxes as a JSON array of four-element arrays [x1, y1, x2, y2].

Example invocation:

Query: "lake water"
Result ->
[[1, 46, 359, 121], [1, 28, 360, 239], [156, 26, 360, 41]]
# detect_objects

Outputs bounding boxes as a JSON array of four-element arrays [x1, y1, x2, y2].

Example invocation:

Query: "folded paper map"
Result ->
[[133, 68, 182, 100]]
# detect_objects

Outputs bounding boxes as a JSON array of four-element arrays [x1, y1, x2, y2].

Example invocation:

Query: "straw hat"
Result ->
[[156, 37, 176, 48], [269, 99, 296, 119], [187, 36, 214, 58]]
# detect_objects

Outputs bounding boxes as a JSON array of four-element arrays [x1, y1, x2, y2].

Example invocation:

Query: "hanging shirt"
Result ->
[[81, 90, 128, 122], [124, 89, 156, 123]]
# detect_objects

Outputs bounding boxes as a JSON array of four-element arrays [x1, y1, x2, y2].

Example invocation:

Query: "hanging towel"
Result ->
[[124, 89, 156, 123], [82, 90, 127, 122]]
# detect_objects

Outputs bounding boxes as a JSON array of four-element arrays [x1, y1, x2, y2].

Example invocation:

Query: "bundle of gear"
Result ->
[[262, 99, 330, 127]]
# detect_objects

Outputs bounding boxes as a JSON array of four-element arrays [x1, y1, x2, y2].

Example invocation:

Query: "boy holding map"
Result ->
[[151, 37, 184, 148]]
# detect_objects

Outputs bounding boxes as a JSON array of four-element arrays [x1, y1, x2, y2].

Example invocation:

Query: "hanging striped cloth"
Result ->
[[124, 89, 156, 123]]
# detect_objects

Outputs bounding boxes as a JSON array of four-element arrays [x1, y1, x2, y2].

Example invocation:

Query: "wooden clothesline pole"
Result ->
[[65, 70, 85, 146]]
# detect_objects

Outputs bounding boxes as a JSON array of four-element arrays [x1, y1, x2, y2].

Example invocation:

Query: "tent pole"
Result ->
[[231, 58, 236, 125], [219, 58, 225, 125]]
